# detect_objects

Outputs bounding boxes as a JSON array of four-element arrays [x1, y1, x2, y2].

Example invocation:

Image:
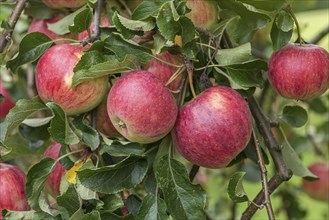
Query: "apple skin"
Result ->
[[0, 163, 29, 217], [78, 15, 111, 41], [0, 80, 15, 121], [44, 143, 66, 198], [36, 44, 108, 115], [42, 0, 86, 9], [172, 86, 252, 169], [302, 162, 329, 202], [107, 71, 178, 144], [268, 43, 329, 100], [144, 51, 185, 91], [186, 0, 218, 29]]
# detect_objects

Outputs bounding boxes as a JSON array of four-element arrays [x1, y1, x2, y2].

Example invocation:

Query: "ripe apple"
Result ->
[[186, 0, 219, 29], [268, 43, 329, 100], [172, 86, 252, 168], [78, 15, 111, 41], [144, 51, 185, 91], [44, 142, 66, 198], [36, 44, 108, 115], [0, 80, 15, 120], [42, 0, 86, 9], [107, 71, 178, 144], [302, 162, 329, 202], [0, 163, 29, 216]]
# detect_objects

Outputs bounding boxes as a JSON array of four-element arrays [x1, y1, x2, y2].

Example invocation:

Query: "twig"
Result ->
[[0, 0, 28, 53], [184, 57, 197, 98], [230, 202, 237, 220], [310, 26, 329, 44], [81, 0, 105, 46], [188, 164, 200, 182]]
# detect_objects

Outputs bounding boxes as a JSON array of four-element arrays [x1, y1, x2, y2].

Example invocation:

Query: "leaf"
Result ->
[[26, 158, 58, 211], [69, 8, 93, 33], [280, 105, 308, 128], [72, 115, 100, 150], [136, 194, 168, 220], [238, 0, 288, 12], [156, 2, 180, 41], [57, 185, 82, 219], [126, 194, 142, 216], [101, 141, 145, 157], [226, 67, 265, 89], [116, 12, 155, 32], [155, 156, 206, 220], [22, 116, 53, 127], [6, 32, 53, 72], [276, 11, 294, 32], [112, 12, 138, 39], [132, 0, 168, 20], [153, 135, 171, 168], [77, 158, 148, 194], [271, 14, 293, 51], [212, 16, 240, 38], [46, 102, 80, 145], [0, 96, 47, 143], [81, 210, 101, 220], [215, 43, 254, 66], [101, 194, 124, 212], [178, 16, 195, 45], [3, 210, 52, 220], [228, 172, 249, 203]]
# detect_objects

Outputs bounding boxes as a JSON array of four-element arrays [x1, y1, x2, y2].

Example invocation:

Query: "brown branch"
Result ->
[[184, 57, 197, 98], [310, 26, 329, 44], [188, 164, 200, 182], [0, 0, 29, 53]]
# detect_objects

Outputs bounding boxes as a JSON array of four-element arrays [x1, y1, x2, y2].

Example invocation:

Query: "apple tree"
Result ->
[[0, 0, 328, 219]]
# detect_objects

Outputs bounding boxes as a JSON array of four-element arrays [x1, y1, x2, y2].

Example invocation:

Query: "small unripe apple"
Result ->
[[36, 44, 108, 115], [0, 163, 29, 216], [44, 143, 66, 198], [144, 51, 185, 91], [186, 0, 219, 29], [0, 80, 15, 120], [107, 71, 178, 144], [78, 15, 111, 41], [172, 86, 252, 168], [302, 162, 329, 202], [42, 0, 87, 9], [268, 43, 329, 100]]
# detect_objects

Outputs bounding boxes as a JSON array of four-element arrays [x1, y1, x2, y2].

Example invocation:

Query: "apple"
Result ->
[[107, 71, 178, 144], [36, 44, 108, 115], [172, 86, 252, 168], [28, 16, 78, 43], [302, 162, 329, 202], [78, 15, 111, 41], [144, 51, 185, 91], [0, 163, 29, 217], [96, 96, 121, 138], [42, 0, 87, 9], [268, 43, 329, 100], [44, 142, 66, 198], [0, 80, 15, 120], [186, 0, 219, 29]]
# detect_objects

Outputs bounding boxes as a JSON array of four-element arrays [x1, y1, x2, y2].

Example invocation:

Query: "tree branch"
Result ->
[[189, 164, 200, 182], [310, 26, 329, 44], [0, 0, 28, 53]]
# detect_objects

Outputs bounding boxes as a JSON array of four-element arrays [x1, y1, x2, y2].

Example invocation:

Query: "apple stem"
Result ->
[[184, 58, 197, 98], [285, 7, 303, 46]]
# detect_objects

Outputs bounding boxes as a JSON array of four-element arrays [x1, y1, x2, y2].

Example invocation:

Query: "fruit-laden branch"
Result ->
[[0, 0, 29, 53], [310, 26, 329, 44], [81, 0, 104, 46]]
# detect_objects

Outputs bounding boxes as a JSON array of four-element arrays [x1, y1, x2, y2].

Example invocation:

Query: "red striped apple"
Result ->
[[0, 80, 15, 120], [107, 71, 178, 144], [172, 86, 252, 168], [186, 0, 219, 29], [268, 43, 329, 100], [42, 0, 87, 9], [36, 44, 108, 115]]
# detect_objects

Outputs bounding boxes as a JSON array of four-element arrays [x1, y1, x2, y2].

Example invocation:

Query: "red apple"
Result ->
[[302, 162, 329, 202], [0, 163, 29, 217], [28, 16, 78, 43], [186, 0, 219, 29], [144, 51, 185, 91], [44, 142, 66, 198], [78, 15, 111, 41], [42, 0, 87, 9], [268, 43, 329, 100], [0, 80, 15, 120], [36, 44, 108, 115], [172, 86, 252, 168], [107, 71, 178, 144]]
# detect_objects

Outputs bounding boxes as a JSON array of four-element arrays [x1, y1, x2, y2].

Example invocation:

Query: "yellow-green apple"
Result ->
[[42, 0, 87, 9], [78, 15, 111, 41], [0, 80, 15, 120], [107, 71, 178, 144], [172, 86, 252, 168], [186, 0, 219, 29], [36, 44, 108, 115], [268, 43, 329, 100], [302, 162, 329, 202], [44, 142, 66, 198], [0, 163, 29, 218], [144, 51, 185, 91]]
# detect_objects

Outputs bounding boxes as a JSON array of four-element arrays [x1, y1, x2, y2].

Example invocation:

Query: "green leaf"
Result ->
[[0, 144, 11, 158], [0, 96, 47, 143], [57, 185, 82, 219], [228, 172, 249, 203], [271, 14, 293, 51], [153, 135, 171, 168], [112, 11, 137, 39], [156, 2, 180, 41], [77, 158, 148, 194], [280, 105, 308, 128], [136, 194, 168, 220], [155, 156, 206, 220], [225, 67, 265, 89], [26, 158, 58, 210], [132, 0, 169, 20], [3, 210, 53, 220], [46, 102, 80, 145], [101, 194, 124, 212], [178, 16, 195, 45], [69, 8, 93, 33], [6, 32, 53, 73], [238, 0, 288, 12], [212, 16, 240, 38], [101, 141, 145, 157], [215, 43, 254, 66], [81, 210, 101, 220], [126, 194, 142, 216], [276, 11, 294, 32], [116, 12, 155, 32], [22, 117, 53, 127]]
